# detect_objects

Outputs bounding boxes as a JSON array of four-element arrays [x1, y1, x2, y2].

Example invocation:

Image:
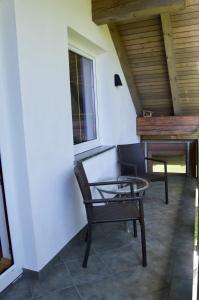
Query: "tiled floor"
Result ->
[[0, 175, 195, 300]]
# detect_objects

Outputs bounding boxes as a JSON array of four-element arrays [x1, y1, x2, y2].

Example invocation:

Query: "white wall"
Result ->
[[0, 185, 11, 259], [0, 0, 37, 270], [0, 0, 139, 271]]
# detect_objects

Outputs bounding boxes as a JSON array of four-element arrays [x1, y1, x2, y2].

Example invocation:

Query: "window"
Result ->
[[69, 50, 97, 148]]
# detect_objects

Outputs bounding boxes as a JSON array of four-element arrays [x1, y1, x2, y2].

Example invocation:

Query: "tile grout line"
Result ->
[[63, 260, 83, 300]]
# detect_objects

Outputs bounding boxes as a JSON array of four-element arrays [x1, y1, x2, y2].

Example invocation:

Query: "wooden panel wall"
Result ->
[[171, 0, 199, 115], [117, 17, 173, 116], [137, 116, 199, 136]]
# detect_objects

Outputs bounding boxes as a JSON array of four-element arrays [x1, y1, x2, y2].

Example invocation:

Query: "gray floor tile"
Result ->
[[59, 229, 95, 262], [92, 229, 131, 253], [99, 244, 141, 274], [168, 277, 192, 300], [66, 255, 110, 285], [175, 241, 194, 256], [145, 237, 173, 259], [95, 222, 125, 234], [34, 292, 57, 300], [77, 269, 169, 300], [35, 287, 81, 300], [55, 287, 81, 300], [133, 289, 169, 300], [172, 254, 193, 280], [49, 255, 63, 267], [77, 277, 120, 300], [30, 264, 73, 298], [0, 277, 32, 300]]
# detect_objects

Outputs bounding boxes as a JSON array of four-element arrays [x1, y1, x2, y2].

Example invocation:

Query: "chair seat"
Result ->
[[91, 202, 139, 223]]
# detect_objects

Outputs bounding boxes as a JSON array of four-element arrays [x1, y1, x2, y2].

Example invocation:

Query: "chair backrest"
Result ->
[[74, 161, 92, 203], [117, 143, 146, 176]]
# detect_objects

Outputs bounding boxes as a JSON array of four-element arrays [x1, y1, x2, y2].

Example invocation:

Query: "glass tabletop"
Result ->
[[95, 176, 149, 198]]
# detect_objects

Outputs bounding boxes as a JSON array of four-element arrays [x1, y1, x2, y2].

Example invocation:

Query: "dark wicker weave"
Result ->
[[117, 143, 168, 204], [74, 161, 147, 268]]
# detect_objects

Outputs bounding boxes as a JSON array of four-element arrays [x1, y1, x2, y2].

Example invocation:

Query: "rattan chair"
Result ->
[[117, 143, 168, 204], [74, 161, 147, 268]]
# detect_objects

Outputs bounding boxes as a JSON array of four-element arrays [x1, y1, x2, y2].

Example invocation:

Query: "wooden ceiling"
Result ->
[[92, 0, 199, 117]]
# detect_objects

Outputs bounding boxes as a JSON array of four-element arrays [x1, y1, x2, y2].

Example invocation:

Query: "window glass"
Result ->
[[69, 50, 97, 145]]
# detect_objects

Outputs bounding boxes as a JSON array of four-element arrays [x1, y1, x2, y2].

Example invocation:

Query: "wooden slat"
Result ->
[[172, 0, 199, 116], [172, 16, 199, 27], [122, 35, 162, 46], [138, 116, 199, 125], [161, 13, 181, 115], [137, 116, 199, 136], [92, 0, 186, 25], [121, 30, 162, 41], [124, 40, 163, 51], [174, 40, 199, 48], [118, 18, 160, 30], [119, 24, 161, 36], [126, 49, 166, 60], [130, 60, 167, 68], [174, 35, 199, 44], [171, 10, 199, 21], [134, 73, 169, 81], [142, 134, 199, 140], [173, 30, 199, 38], [186, 0, 199, 7], [172, 23, 199, 33], [125, 46, 163, 55]]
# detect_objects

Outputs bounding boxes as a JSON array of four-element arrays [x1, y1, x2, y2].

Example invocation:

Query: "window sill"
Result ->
[[74, 146, 115, 163]]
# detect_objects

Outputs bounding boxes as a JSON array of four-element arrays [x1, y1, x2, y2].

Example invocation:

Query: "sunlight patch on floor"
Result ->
[[152, 155, 186, 174]]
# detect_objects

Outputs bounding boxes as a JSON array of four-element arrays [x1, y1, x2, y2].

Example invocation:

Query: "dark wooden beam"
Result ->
[[92, 0, 186, 25], [161, 13, 182, 115], [108, 24, 142, 116]]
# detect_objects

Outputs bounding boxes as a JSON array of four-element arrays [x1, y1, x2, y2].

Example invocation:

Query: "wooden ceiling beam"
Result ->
[[161, 12, 182, 115], [108, 24, 142, 116], [92, 0, 186, 25]]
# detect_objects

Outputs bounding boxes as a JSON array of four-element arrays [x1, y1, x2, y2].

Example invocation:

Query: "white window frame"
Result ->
[[68, 44, 100, 155]]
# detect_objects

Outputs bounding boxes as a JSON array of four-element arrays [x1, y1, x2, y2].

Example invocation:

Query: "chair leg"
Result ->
[[82, 223, 92, 268], [84, 225, 88, 242], [165, 178, 169, 205], [140, 220, 147, 267], [133, 220, 137, 238]]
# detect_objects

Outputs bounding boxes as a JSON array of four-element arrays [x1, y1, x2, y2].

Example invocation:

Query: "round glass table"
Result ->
[[95, 176, 149, 199]]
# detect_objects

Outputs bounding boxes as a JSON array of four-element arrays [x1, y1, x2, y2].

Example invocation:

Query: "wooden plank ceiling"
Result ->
[[116, 16, 173, 116], [171, 1, 199, 115], [92, 0, 199, 117]]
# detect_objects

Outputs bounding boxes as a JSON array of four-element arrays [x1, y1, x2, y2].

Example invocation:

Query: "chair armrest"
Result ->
[[145, 157, 167, 174], [84, 196, 142, 204], [145, 157, 166, 164], [118, 160, 138, 176]]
